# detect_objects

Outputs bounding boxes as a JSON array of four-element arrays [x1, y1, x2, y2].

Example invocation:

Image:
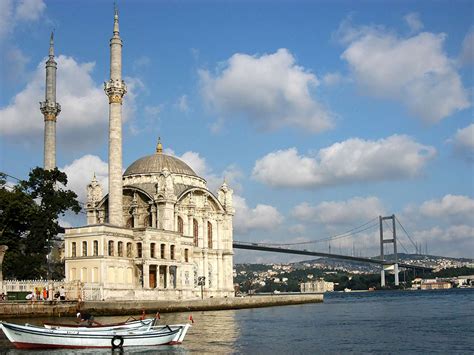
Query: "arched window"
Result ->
[[170, 245, 175, 260], [193, 219, 198, 247], [184, 249, 189, 263], [136, 242, 142, 258], [150, 243, 155, 258], [108, 241, 114, 256], [126, 242, 132, 258], [82, 241, 87, 256], [93, 240, 98, 256], [160, 244, 166, 259], [118, 241, 123, 257], [207, 221, 213, 249], [177, 216, 184, 234], [71, 242, 76, 257]]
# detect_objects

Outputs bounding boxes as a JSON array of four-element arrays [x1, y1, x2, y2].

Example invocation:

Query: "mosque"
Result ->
[[41, 10, 235, 300]]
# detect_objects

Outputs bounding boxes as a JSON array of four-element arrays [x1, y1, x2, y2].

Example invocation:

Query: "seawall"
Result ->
[[0, 294, 323, 318]]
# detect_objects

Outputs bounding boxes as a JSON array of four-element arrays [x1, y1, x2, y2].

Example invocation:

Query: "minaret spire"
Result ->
[[49, 31, 54, 57], [113, 5, 119, 34], [40, 31, 61, 170], [104, 5, 127, 226]]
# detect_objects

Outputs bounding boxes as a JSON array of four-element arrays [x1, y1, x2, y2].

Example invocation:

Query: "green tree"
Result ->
[[0, 168, 81, 279]]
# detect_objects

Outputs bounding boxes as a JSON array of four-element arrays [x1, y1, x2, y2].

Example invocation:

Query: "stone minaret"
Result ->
[[104, 8, 127, 226], [40, 32, 61, 170]]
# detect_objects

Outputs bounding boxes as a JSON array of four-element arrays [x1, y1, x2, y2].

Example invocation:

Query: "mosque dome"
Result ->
[[123, 139, 197, 177]]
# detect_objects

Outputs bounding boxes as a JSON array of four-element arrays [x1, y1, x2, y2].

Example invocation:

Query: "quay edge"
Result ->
[[0, 294, 323, 318]]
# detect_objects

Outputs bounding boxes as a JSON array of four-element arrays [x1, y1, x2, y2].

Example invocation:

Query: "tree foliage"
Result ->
[[0, 168, 81, 279]]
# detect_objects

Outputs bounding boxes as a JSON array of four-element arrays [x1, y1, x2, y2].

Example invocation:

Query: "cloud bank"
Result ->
[[200, 48, 334, 133], [253, 135, 436, 188]]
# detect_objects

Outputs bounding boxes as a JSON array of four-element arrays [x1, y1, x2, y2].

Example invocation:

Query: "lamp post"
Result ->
[[198, 276, 206, 299]]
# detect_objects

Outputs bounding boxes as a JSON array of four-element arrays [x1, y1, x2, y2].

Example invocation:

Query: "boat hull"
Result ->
[[0, 322, 190, 349]]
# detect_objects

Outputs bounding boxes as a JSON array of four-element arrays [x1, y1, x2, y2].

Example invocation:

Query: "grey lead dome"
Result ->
[[124, 153, 197, 177]]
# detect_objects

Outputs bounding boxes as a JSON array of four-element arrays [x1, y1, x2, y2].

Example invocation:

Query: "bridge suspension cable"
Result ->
[[395, 216, 418, 253], [260, 217, 379, 246]]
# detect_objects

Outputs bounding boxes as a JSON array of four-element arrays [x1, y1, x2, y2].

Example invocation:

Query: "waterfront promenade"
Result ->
[[0, 293, 323, 318]]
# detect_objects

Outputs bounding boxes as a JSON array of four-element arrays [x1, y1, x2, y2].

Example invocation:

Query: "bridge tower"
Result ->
[[379, 215, 399, 287]]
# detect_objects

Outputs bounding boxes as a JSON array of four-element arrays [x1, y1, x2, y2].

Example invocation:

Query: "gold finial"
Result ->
[[156, 137, 163, 153]]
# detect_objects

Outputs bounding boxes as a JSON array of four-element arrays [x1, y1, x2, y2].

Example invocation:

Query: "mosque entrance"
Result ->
[[149, 265, 157, 288]]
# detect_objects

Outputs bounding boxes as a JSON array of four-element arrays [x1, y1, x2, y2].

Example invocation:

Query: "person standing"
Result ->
[[59, 286, 66, 301]]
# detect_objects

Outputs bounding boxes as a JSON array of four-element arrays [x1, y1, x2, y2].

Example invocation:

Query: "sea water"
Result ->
[[1, 288, 472, 353]]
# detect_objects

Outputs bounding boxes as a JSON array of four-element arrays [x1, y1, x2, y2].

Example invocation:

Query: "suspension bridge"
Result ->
[[233, 215, 434, 286]]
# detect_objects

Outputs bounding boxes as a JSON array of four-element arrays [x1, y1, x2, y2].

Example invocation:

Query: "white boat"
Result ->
[[43, 318, 154, 331], [0, 321, 191, 349]]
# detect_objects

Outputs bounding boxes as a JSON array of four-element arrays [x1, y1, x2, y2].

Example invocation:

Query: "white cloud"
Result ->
[[175, 95, 189, 113], [252, 135, 436, 188], [0, 0, 14, 39], [165, 148, 243, 193], [200, 48, 334, 133], [233, 195, 283, 234], [292, 196, 385, 225], [0, 0, 46, 40], [339, 19, 470, 122], [15, 0, 46, 22], [460, 29, 474, 66], [288, 224, 306, 234], [322, 72, 345, 86], [132, 55, 151, 71], [0, 55, 138, 150], [419, 194, 474, 220], [2, 47, 30, 83], [412, 225, 474, 257], [144, 105, 161, 118], [61, 154, 108, 204], [451, 123, 474, 159], [404, 13, 423, 33]]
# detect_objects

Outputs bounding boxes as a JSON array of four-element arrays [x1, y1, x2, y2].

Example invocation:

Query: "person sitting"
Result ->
[[77, 312, 95, 326]]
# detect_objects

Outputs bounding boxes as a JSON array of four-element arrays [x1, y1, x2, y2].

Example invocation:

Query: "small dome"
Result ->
[[124, 153, 197, 177]]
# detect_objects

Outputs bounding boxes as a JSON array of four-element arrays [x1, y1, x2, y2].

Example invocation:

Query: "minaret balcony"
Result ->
[[104, 79, 127, 104], [40, 101, 61, 119]]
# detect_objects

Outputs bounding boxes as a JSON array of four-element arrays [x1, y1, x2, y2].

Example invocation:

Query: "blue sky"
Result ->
[[1, 0, 473, 262]]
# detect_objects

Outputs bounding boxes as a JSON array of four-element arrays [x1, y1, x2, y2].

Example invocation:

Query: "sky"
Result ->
[[0, 0, 473, 263]]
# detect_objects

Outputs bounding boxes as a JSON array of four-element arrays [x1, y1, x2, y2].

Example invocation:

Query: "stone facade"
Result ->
[[65, 157, 235, 300]]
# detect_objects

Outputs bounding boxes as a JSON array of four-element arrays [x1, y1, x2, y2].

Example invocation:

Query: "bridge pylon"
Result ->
[[379, 215, 399, 287]]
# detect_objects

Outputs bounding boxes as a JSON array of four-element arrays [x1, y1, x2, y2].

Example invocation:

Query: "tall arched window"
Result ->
[[207, 221, 213, 249], [126, 242, 132, 257], [93, 240, 98, 256], [71, 242, 76, 257], [108, 241, 114, 256], [177, 216, 184, 234], [150, 243, 155, 258], [170, 245, 175, 260], [82, 241, 87, 256], [136, 242, 142, 258], [118, 241, 123, 257], [193, 219, 198, 247]]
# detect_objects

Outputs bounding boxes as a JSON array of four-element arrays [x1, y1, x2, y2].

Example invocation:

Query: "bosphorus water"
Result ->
[[1, 289, 472, 353]]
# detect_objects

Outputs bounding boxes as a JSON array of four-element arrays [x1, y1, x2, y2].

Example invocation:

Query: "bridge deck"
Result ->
[[233, 242, 433, 271]]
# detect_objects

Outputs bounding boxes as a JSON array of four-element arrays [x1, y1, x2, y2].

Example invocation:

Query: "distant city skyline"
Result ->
[[0, 0, 472, 261]]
